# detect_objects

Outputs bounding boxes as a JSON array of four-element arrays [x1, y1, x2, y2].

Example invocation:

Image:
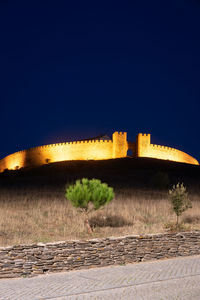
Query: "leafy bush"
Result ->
[[65, 178, 91, 210], [65, 178, 114, 233], [169, 183, 192, 226]]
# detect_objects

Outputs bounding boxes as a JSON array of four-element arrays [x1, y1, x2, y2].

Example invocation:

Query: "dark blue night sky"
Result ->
[[0, 0, 200, 161]]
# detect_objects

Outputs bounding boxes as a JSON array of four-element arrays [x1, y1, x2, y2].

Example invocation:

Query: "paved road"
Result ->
[[0, 256, 200, 300]]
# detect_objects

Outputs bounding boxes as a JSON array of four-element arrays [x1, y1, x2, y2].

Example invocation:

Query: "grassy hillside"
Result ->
[[0, 157, 200, 192], [0, 158, 199, 246]]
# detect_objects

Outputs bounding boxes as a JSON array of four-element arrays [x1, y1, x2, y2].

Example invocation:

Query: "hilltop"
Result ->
[[0, 157, 199, 193]]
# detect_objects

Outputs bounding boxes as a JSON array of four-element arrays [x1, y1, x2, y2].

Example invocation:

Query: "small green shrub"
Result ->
[[66, 178, 91, 210], [65, 178, 114, 233], [169, 183, 192, 226]]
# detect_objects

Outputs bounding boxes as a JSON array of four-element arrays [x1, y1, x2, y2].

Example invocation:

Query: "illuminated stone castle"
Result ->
[[0, 132, 198, 172]]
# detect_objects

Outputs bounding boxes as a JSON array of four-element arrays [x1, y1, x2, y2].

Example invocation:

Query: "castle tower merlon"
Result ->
[[112, 132, 128, 158], [0, 131, 199, 173], [136, 133, 151, 157]]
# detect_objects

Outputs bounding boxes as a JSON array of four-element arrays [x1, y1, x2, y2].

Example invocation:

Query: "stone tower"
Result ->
[[112, 132, 128, 158], [136, 133, 151, 157]]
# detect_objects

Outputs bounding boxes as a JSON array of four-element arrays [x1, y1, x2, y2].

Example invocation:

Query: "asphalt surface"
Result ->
[[0, 255, 200, 300]]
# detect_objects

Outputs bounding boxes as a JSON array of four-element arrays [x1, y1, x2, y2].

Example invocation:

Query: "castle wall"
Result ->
[[0, 132, 128, 172], [0, 150, 26, 172], [0, 140, 114, 172], [137, 133, 199, 165], [0, 131, 198, 172], [113, 132, 128, 158]]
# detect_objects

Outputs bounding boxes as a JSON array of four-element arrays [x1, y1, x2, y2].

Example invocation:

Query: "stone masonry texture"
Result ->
[[0, 131, 198, 173], [0, 231, 199, 279]]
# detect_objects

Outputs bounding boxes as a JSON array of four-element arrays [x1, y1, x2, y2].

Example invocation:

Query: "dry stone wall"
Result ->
[[0, 231, 200, 279]]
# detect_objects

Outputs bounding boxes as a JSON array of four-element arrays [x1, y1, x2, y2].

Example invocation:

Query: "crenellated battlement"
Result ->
[[17, 139, 113, 152], [151, 144, 177, 151], [112, 131, 128, 158], [0, 137, 116, 172], [115, 131, 126, 135], [0, 131, 198, 172], [138, 133, 150, 137], [137, 134, 199, 165]]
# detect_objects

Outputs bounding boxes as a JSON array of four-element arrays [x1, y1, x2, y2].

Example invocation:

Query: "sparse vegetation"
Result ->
[[0, 186, 200, 247], [169, 183, 192, 226], [65, 178, 114, 233], [164, 222, 190, 232], [0, 158, 199, 247]]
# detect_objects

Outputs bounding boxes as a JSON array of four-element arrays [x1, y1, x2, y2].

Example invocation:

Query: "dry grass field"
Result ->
[[0, 158, 199, 247], [0, 186, 200, 247]]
